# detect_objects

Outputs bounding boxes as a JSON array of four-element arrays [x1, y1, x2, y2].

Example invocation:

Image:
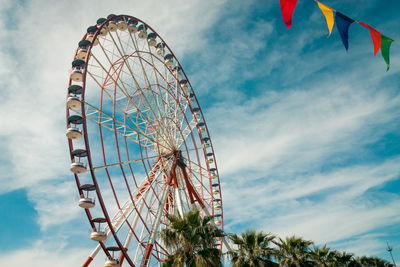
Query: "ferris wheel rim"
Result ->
[[66, 14, 225, 266]]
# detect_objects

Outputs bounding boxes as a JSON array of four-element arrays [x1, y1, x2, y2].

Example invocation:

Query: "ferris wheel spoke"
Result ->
[[119, 176, 170, 265], [83, 100, 173, 151], [141, 179, 170, 266], [86, 58, 143, 115], [88, 51, 144, 108], [92, 154, 159, 170], [104, 34, 178, 151], [111, 31, 160, 120], [142, 41, 178, 133], [187, 168, 212, 197], [126, 30, 179, 136], [82, 100, 152, 146], [117, 182, 160, 266], [83, 161, 161, 265], [90, 44, 151, 119], [175, 117, 198, 148], [99, 31, 190, 155], [103, 159, 162, 231]]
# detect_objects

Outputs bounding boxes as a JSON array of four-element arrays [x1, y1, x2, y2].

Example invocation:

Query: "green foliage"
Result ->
[[160, 209, 223, 267], [226, 230, 277, 266], [273, 235, 314, 267], [160, 209, 395, 267], [354, 256, 394, 267]]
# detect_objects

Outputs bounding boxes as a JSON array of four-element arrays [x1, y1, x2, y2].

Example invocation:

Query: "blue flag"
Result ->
[[335, 12, 354, 50]]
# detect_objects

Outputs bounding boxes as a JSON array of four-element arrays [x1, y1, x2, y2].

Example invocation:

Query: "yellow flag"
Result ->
[[317, 1, 334, 35]]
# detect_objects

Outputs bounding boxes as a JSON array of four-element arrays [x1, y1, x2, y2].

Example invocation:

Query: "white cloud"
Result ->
[[0, 0, 399, 263], [334, 234, 389, 258], [210, 83, 399, 179], [26, 180, 80, 230], [0, 0, 229, 221], [0, 239, 90, 267]]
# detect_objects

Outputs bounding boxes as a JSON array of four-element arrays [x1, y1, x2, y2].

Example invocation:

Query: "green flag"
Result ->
[[380, 35, 394, 71]]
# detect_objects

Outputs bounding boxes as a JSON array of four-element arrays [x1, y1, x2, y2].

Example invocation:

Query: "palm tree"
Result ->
[[310, 245, 337, 266], [160, 209, 224, 267], [274, 235, 314, 267], [354, 256, 394, 267], [332, 251, 357, 267], [226, 230, 278, 266]]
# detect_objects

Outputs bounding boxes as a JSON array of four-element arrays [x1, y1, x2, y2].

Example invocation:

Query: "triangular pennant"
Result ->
[[335, 12, 355, 50], [317, 1, 335, 35], [380, 35, 394, 71], [280, 0, 298, 29], [359, 22, 381, 55]]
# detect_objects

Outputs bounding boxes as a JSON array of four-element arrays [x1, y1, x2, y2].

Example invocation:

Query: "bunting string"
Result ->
[[279, 0, 397, 71]]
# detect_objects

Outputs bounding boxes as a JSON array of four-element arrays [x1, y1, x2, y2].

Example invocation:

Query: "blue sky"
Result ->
[[0, 0, 399, 265]]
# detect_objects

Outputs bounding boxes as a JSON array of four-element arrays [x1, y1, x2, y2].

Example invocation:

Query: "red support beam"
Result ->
[[82, 256, 93, 267], [141, 243, 154, 267]]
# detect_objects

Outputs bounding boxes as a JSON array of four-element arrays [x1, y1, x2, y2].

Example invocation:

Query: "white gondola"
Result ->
[[209, 172, 217, 179], [214, 205, 222, 210], [173, 71, 181, 79], [213, 190, 220, 195], [117, 20, 127, 31], [188, 93, 195, 104], [164, 55, 173, 68], [104, 259, 120, 267], [70, 161, 87, 174], [128, 24, 138, 33], [85, 33, 99, 46], [90, 231, 107, 242], [147, 33, 157, 46], [78, 197, 95, 209], [193, 111, 201, 120], [148, 38, 156, 46], [138, 24, 147, 39], [108, 21, 117, 32], [66, 127, 82, 139], [66, 96, 81, 109], [138, 30, 147, 39], [203, 142, 211, 149], [85, 33, 94, 42], [215, 220, 222, 226], [76, 48, 88, 60], [70, 67, 83, 82], [156, 43, 166, 56], [173, 66, 181, 78], [208, 158, 214, 163], [156, 47, 165, 56], [180, 80, 188, 91], [99, 27, 108, 36], [97, 18, 107, 36]]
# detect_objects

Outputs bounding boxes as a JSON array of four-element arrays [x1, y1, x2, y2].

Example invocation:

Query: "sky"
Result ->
[[0, 0, 399, 265]]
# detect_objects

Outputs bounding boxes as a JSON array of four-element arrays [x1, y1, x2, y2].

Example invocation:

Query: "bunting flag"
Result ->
[[317, 1, 334, 35], [280, 0, 298, 29], [335, 12, 354, 50], [279, 0, 396, 71], [380, 35, 394, 71], [359, 22, 381, 55]]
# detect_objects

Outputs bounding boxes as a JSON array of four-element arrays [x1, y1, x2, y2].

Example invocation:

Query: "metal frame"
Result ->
[[66, 15, 225, 267]]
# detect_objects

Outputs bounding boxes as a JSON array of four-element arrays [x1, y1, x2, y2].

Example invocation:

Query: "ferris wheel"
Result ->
[[66, 14, 225, 266]]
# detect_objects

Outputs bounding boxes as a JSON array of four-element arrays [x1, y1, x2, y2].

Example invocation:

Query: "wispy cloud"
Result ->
[[0, 0, 399, 263]]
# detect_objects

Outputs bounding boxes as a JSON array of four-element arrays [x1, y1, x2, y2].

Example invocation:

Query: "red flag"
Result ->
[[359, 22, 381, 55], [280, 0, 298, 29]]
